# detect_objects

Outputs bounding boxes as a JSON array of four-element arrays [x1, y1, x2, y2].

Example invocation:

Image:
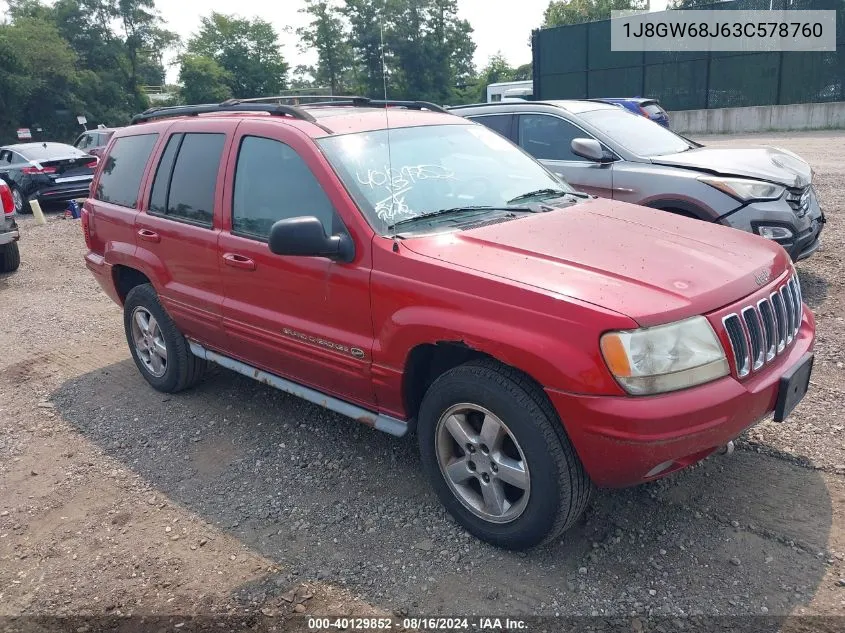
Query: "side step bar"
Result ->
[[188, 341, 408, 437]]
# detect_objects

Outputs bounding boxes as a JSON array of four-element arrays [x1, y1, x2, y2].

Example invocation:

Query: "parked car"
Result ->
[[449, 100, 825, 262], [593, 97, 670, 127], [0, 142, 98, 214], [0, 180, 20, 273], [82, 98, 815, 550], [73, 127, 119, 158]]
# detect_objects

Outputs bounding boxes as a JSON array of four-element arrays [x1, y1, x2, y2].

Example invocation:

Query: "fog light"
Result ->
[[757, 225, 794, 240]]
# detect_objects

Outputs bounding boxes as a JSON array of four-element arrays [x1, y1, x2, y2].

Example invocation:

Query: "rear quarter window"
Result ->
[[95, 133, 158, 208]]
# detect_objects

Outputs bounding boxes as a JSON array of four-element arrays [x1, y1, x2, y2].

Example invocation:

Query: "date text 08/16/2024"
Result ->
[[307, 617, 528, 631]]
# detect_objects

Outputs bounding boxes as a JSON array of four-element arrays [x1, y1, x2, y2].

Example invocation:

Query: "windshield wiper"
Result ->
[[387, 206, 533, 232], [507, 188, 583, 204]]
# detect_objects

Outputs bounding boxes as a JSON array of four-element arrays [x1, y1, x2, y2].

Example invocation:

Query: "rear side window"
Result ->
[[232, 135, 336, 240], [95, 134, 158, 208], [469, 114, 514, 140], [148, 133, 225, 227], [643, 103, 665, 116]]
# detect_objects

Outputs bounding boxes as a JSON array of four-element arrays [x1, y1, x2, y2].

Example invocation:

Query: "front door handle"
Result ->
[[222, 252, 256, 271], [137, 228, 160, 243]]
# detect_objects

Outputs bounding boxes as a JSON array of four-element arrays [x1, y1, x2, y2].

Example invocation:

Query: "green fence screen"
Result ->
[[532, 0, 845, 110]]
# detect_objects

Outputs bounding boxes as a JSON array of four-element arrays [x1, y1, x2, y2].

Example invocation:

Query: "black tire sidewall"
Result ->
[[123, 285, 184, 392], [0, 242, 20, 272], [418, 367, 567, 549]]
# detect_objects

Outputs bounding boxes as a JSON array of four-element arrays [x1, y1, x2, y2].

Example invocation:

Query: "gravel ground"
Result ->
[[1, 130, 844, 627]]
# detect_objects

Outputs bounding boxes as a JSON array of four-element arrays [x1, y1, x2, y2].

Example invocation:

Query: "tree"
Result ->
[[341, 0, 389, 98], [178, 54, 232, 104], [297, 0, 351, 94], [542, 0, 647, 28], [186, 12, 288, 98]]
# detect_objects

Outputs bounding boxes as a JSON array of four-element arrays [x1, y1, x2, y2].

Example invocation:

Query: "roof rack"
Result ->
[[231, 94, 369, 104], [301, 97, 449, 114], [129, 101, 332, 133]]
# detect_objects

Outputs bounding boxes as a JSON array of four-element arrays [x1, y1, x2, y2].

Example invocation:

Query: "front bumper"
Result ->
[[720, 189, 825, 262], [547, 310, 815, 488]]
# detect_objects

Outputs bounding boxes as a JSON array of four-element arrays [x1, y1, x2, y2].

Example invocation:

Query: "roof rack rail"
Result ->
[[129, 101, 330, 131], [301, 97, 449, 114], [231, 94, 369, 104]]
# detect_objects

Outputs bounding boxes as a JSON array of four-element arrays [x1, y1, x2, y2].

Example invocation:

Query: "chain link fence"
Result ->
[[531, 0, 845, 110]]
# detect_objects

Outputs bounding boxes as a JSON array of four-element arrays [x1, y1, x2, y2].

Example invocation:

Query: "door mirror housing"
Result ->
[[268, 216, 354, 263], [571, 138, 612, 163]]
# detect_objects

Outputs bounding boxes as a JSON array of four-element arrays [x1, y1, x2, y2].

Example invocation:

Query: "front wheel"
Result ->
[[417, 360, 593, 550]]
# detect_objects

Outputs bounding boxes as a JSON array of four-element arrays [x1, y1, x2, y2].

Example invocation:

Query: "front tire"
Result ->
[[123, 283, 207, 393], [0, 242, 20, 272], [417, 360, 592, 550]]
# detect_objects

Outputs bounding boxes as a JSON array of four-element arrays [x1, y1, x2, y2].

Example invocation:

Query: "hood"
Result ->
[[651, 146, 811, 188], [401, 199, 790, 326]]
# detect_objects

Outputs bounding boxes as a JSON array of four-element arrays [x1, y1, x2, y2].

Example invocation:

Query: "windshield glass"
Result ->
[[317, 123, 572, 234], [580, 109, 690, 157]]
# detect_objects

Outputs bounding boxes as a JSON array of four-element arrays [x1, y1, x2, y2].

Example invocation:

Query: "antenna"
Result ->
[[379, 20, 398, 246]]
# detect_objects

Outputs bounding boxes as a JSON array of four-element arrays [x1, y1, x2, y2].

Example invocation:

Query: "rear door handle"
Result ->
[[137, 228, 160, 243], [222, 252, 256, 271]]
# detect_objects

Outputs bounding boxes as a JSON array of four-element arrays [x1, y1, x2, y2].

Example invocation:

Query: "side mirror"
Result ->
[[571, 138, 612, 163], [268, 216, 354, 263]]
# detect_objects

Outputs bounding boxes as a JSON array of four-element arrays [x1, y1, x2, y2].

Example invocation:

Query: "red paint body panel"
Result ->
[[83, 108, 817, 490], [551, 309, 814, 487]]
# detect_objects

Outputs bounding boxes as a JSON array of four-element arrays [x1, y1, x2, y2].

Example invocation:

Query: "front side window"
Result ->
[[317, 123, 571, 234], [96, 133, 158, 208], [232, 136, 337, 240], [518, 114, 589, 162], [148, 132, 225, 226]]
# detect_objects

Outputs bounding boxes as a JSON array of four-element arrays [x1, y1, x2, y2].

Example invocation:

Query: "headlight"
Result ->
[[698, 176, 785, 202], [600, 316, 729, 395]]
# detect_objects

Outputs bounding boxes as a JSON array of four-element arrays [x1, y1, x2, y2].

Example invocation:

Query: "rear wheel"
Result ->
[[417, 360, 593, 550], [123, 283, 207, 393], [0, 242, 20, 272]]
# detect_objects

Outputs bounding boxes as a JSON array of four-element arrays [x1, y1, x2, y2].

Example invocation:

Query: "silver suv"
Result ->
[[449, 100, 825, 261]]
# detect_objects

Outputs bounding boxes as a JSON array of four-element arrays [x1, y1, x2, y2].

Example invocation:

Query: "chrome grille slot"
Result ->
[[723, 314, 750, 378], [719, 271, 802, 379], [771, 291, 787, 353], [788, 277, 802, 336], [741, 307, 765, 371], [780, 284, 795, 345], [757, 298, 776, 361]]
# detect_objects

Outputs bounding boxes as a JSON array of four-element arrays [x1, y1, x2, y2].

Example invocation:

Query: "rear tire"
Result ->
[[417, 359, 593, 550], [123, 283, 207, 393], [0, 242, 20, 272], [11, 187, 28, 214]]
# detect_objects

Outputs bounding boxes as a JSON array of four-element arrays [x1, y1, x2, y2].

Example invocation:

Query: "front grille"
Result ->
[[721, 271, 803, 378], [785, 186, 811, 218]]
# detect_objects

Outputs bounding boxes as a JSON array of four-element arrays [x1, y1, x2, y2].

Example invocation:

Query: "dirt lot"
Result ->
[[1, 130, 844, 630]]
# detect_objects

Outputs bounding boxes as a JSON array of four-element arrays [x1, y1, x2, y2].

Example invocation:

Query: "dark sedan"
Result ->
[[0, 142, 97, 214]]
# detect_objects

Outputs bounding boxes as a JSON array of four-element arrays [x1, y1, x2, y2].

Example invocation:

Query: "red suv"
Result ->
[[82, 98, 815, 550]]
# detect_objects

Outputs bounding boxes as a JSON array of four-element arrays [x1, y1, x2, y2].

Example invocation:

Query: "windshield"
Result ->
[[317, 123, 572, 234], [580, 109, 690, 157]]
